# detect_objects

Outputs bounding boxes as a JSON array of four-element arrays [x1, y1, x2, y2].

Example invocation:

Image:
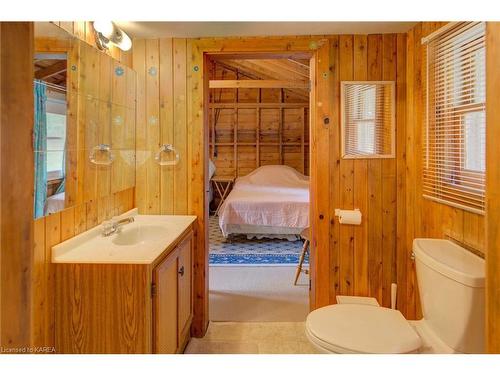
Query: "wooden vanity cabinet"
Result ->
[[55, 229, 194, 354], [153, 233, 193, 354]]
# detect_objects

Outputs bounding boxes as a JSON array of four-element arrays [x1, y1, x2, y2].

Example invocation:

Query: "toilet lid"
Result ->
[[306, 304, 422, 354]]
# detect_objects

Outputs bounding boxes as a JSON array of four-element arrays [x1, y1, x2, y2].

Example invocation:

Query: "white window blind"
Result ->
[[423, 22, 486, 214], [341, 81, 395, 159]]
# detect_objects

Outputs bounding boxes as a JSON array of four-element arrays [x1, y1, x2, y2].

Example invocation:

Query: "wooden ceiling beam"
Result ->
[[209, 79, 309, 89], [287, 58, 309, 69], [213, 60, 309, 100], [226, 59, 309, 83], [35, 60, 67, 80], [209, 51, 313, 60], [264, 59, 310, 78]]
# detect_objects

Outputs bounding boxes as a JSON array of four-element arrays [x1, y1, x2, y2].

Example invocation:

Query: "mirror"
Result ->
[[33, 22, 137, 219], [340, 81, 395, 159]]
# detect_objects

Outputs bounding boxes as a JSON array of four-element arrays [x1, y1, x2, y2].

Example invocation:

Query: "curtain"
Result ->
[[34, 80, 48, 218]]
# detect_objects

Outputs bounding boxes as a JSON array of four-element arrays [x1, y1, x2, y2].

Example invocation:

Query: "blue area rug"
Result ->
[[209, 216, 309, 266]]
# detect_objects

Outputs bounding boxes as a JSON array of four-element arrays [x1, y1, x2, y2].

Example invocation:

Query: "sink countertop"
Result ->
[[52, 209, 197, 264]]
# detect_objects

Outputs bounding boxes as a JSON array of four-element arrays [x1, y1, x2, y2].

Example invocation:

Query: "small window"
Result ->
[[423, 22, 486, 214], [46, 95, 67, 180], [341, 81, 395, 159]]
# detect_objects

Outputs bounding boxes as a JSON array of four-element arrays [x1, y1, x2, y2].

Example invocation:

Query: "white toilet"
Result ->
[[305, 238, 485, 354]]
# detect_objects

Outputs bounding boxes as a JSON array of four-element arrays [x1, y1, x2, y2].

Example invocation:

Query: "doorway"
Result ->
[[188, 39, 333, 337], [204, 53, 312, 322]]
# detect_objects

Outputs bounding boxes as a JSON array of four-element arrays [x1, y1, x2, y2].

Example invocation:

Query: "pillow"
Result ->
[[208, 159, 216, 180]]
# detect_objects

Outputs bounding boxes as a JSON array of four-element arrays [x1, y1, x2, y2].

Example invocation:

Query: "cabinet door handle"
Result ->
[[178, 266, 184, 276]]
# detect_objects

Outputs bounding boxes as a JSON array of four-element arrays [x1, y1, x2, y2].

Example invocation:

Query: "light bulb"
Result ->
[[116, 31, 132, 51], [93, 21, 114, 38]]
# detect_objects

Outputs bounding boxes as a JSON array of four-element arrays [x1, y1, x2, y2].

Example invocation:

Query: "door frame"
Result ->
[[188, 37, 334, 337]]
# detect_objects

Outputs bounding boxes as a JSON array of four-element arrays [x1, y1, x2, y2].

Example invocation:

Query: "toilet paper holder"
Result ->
[[334, 208, 362, 225], [334, 208, 360, 216]]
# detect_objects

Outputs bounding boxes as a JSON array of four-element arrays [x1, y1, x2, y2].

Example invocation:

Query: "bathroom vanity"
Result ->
[[52, 209, 197, 353]]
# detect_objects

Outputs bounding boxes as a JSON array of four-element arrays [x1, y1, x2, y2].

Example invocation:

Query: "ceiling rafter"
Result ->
[[213, 60, 309, 101], [35, 60, 67, 80]]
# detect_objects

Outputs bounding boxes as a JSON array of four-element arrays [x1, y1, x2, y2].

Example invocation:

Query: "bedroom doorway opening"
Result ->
[[205, 53, 312, 322]]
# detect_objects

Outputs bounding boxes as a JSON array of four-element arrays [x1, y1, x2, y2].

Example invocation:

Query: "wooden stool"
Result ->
[[294, 227, 310, 285]]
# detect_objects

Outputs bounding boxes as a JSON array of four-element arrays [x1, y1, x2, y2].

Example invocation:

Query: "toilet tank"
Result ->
[[413, 239, 485, 353]]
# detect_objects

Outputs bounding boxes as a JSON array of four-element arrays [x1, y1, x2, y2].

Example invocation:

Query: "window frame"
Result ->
[[340, 81, 396, 160], [45, 110, 67, 181], [423, 22, 486, 214]]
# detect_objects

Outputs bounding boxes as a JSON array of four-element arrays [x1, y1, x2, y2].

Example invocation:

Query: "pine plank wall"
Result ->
[[131, 26, 489, 327], [131, 34, 410, 320], [31, 22, 136, 349], [2, 21, 497, 351], [405, 23, 486, 319]]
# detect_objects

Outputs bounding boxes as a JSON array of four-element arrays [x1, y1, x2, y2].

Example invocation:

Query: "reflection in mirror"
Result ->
[[33, 22, 137, 219], [341, 81, 395, 159], [33, 24, 69, 218]]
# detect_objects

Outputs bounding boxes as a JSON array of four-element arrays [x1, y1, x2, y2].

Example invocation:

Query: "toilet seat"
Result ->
[[305, 304, 422, 354]]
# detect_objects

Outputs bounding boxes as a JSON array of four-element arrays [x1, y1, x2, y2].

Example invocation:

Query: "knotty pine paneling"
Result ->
[[134, 35, 408, 335], [32, 187, 135, 349], [405, 22, 486, 319], [29, 22, 138, 350], [133, 38, 188, 216], [1, 22, 34, 349], [486, 22, 500, 354]]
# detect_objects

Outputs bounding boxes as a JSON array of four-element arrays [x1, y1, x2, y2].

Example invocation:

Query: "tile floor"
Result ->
[[184, 322, 320, 354]]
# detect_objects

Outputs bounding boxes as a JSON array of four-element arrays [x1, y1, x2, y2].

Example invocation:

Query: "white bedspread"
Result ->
[[45, 192, 65, 215], [218, 165, 310, 237]]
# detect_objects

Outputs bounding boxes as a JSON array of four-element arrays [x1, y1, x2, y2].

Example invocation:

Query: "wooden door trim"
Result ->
[[190, 38, 332, 337], [0, 22, 35, 349]]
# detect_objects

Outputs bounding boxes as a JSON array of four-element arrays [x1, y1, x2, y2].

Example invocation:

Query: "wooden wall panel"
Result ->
[[173, 39, 188, 215], [381, 34, 397, 308], [405, 22, 486, 320], [134, 35, 407, 335], [338, 35, 355, 297], [395, 33, 408, 317], [0, 22, 34, 349], [31, 187, 135, 349], [328, 36, 341, 302], [367, 34, 384, 304], [352, 35, 369, 298], [134, 38, 189, 216], [485, 22, 500, 354]]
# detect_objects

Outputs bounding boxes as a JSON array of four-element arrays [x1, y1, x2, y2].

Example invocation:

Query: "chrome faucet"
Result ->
[[102, 216, 135, 237]]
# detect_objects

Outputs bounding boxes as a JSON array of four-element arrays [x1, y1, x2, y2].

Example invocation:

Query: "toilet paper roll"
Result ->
[[336, 209, 362, 225]]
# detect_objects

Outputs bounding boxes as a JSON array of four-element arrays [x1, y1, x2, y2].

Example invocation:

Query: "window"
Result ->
[[341, 82, 395, 158], [423, 22, 486, 214], [46, 95, 67, 180]]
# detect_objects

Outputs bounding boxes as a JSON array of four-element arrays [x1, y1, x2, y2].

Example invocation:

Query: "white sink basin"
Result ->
[[52, 209, 197, 264], [112, 225, 167, 246]]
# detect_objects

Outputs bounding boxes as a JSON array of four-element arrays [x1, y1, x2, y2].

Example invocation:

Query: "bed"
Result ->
[[218, 165, 309, 240], [45, 192, 65, 215]]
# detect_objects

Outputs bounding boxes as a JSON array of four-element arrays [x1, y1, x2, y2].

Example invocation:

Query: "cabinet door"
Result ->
[[177, 234, 193, 335], [153, 251, 178, 354]]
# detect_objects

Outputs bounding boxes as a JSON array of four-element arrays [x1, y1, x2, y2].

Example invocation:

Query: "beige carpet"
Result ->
[[185, 322, 320, 354], [209, 266, 309, 322]]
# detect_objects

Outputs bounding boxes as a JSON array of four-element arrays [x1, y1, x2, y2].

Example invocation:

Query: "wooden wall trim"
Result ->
[[310, 40, 332, 308], [0, 22, 34, 349], [189, 38, 323, 335], [485, 21, 500, 354]]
